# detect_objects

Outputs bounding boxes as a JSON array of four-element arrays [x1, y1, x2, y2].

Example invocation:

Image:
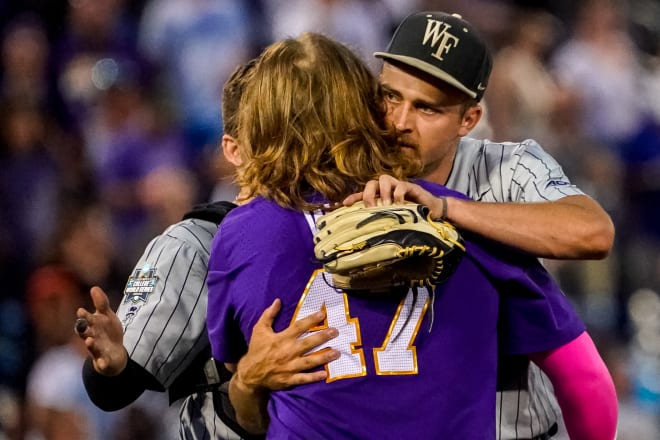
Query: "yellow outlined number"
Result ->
[[291, 270, 429, 382]]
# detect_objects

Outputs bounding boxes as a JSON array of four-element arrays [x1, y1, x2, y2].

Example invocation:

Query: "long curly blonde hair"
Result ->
[[235, 32, 422, 211]]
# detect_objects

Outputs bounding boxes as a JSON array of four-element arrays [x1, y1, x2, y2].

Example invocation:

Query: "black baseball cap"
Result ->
[[375, 12, 492, 101]]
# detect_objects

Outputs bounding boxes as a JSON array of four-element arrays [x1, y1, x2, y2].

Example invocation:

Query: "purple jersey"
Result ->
[[207, 184, 584, 439]]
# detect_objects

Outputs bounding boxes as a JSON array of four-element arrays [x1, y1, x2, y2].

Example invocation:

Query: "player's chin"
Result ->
[[399, 146, 423, 175]]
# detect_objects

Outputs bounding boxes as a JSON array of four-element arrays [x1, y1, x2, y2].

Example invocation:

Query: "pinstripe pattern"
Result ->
[[447, 137, 581, 439], [117, 218, 241, 439], [178, 392, 242, 440]]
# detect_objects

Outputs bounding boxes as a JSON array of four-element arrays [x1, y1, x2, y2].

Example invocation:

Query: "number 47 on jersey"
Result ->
[[292, 269, 430, 382]]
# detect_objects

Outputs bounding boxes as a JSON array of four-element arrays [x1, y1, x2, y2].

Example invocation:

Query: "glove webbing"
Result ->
[[399, 245, 445, 288]]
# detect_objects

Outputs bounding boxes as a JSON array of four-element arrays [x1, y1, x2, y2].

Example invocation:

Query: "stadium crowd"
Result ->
[[0, 0, 659, 438]]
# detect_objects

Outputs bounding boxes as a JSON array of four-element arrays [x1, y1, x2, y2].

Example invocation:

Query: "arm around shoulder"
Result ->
[[548, 194, 614, 259], [443, 194, 615, 259]]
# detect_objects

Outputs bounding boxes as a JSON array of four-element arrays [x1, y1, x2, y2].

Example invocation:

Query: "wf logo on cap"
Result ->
[[423, 19, 459, 61]]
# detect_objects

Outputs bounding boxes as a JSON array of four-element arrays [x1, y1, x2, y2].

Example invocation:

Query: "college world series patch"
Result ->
[[123, 264, 158, 304]]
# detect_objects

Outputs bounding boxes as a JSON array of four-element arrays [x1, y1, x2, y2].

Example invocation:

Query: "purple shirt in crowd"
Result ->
[[207, 181, 584, 439]]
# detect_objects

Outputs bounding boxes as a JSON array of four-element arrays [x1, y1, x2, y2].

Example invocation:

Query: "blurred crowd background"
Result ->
[[0, 0, 659, 438]]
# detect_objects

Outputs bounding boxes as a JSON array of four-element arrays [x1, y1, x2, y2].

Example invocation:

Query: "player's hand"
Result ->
[[233, 298, 340, 392], [75, 286, 128, 376], [344, 175, 451, 220]]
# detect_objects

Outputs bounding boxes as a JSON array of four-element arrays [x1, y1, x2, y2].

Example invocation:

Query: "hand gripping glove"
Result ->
[[313, 201, 465, 293]]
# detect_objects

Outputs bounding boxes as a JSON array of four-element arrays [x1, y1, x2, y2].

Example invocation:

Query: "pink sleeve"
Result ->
[[529, 331, 618, 440]]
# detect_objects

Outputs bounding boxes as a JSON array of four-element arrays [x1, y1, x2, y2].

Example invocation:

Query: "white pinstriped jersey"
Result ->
[[116, 217, 241, 440], [447, 137, 585, 440]]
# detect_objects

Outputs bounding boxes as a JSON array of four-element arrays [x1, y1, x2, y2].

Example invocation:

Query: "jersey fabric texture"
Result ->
[[447, 137, 585, 203], [206, 183, 585, 439], [447, 137, 585, 439], [116, 215, 242, 440]]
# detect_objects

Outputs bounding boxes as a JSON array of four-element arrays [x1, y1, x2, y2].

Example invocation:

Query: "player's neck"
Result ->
[[421, 150, 456, 186]]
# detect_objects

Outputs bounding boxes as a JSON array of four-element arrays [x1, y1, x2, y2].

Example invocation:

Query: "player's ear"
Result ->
[[458, 104, 482, 136], [221, 134, 243, 166]]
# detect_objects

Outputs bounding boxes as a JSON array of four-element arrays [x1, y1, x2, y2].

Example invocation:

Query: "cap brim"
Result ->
[[374, 52, 477, 99]]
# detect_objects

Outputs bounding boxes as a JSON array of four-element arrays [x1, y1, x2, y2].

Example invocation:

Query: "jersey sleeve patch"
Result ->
[[123, 264, 158, 304]]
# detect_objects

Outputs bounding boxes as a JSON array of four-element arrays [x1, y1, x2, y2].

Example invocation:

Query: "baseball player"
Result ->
[[344, 11, 616, 439], [206, 32, 617, 438], [77, 201, 245, 440], [75, 60, 338, 440]]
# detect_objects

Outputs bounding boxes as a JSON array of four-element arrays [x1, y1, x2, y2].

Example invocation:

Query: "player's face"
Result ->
[[379, 62, 479, 183]]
